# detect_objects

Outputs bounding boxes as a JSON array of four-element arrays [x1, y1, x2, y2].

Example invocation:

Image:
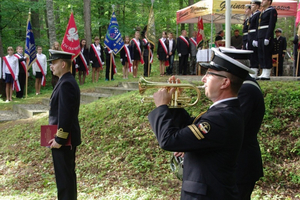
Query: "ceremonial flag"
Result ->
[[25, 19, 36, 68], [146, 0, 156, 46], [104, 11, 124, 55], [61, 12, 80, 60], [296, 3, 300, 26], [196, 16, 204, 47]]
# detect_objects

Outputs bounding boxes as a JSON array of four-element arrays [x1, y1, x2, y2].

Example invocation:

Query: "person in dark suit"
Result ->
[[273, 28, 287, 76], [48, 50, 81, 200], [89, 36, 104, 83], [148, 48, 255, 199], [76, 39, 89, 85], [215, 30, 225, 47], [15, 46, 27, 98], [257, 0, 277, 80], [142, 36, 154, 77], [104, 46, 115, 81], [219, 47, 265, 200], [293, 25, 300, 77], [242, 5, 251, 50], [167, 32, 176, 75], [177, 29, 190, 75], [231, 29, 243, 49], [248, 0, 261, 79]]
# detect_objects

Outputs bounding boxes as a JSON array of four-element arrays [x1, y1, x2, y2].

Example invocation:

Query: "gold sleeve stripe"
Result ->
[[188, 124, 205, 140], [56, 128, 69, 139]]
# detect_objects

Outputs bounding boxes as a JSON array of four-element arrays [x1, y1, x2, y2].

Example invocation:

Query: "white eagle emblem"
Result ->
[[67, 28, 79, 42]]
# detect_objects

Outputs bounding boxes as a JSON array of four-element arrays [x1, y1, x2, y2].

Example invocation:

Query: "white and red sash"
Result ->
[[79, 52, 89, 75], [180, 36, 189, 47], [190, 37, 197, 47], [143, 39, 153, 64], [159, 39, 170, 67], [36, 58, 46, 86], [3, 56, 20, 92], [132, 39, 144, 64], [90, 44, 103, 69], [124, 45, 133, 72], [14, 54, 27, 72], [107, 47, 117, 74]]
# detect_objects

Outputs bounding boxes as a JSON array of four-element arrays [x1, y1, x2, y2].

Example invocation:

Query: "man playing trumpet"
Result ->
[[148, 48, 255, 199]]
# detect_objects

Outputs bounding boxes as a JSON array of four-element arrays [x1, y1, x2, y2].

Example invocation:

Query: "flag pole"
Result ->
[[109, 53, 112, 81], [25, 9, 31, 99]]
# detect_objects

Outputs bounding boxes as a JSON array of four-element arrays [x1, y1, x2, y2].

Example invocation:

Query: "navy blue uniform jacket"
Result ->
[[148, 99, 244, 200], [49, 72, 81, 146]]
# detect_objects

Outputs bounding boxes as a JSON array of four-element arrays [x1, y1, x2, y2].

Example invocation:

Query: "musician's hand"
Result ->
[[153, 88, 173, 107], [174, 152, 184, 158], [168, 76, 183, 94]]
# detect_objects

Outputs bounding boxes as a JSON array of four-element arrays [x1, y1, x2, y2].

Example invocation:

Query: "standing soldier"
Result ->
[[273, 28, 287, 76], [257, 0, 277, 80], [242, 5, 251, 50], [189, 31, 198, 75], [177, 30, 190, 75], [248, 0, 261, 79]]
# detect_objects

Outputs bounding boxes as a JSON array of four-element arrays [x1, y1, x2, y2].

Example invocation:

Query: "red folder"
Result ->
[[41, 125, 71, 146]]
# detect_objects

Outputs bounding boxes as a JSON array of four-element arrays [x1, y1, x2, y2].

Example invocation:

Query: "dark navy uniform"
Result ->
[[248, 10, 261, 69], [257, 6, 277, 69], [177, 36, 190, 75], [237, 76, 265, 199], [242, 18, 249, 50], [49, 71, 81, 200], [273, 35, 287, 76], [149, 99, 243, 199]]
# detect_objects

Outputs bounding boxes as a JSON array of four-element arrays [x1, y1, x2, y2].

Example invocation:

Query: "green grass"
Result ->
[[0, 60, 300, 199]]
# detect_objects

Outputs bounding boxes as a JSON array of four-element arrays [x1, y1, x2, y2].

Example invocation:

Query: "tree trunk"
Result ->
[[179, 0, 185, 32], [83, 0, 91, 46], [188, 0, 194, 37], [30, 0, 41, 40], [46, 0, 57, 48]]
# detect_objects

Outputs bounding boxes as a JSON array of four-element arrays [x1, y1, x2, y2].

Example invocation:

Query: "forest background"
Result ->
[[0, 0, 297, 58]]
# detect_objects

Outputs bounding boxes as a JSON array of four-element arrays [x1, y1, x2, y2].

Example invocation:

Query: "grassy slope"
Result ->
[[0, 77, 299, 199]]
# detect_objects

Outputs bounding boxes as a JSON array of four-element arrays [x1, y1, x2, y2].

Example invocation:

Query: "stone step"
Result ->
[[13, 104, 49, 118], [80, 92, 111, 103], [118, 82, 139, 89], [95, 86, 136, 95], [42, 98, 50, 106], [0, 110, 27, 122]]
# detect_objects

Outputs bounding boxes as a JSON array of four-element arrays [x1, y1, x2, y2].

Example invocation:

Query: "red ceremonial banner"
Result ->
[[296, 3, 300, 26], [61, 12, 80, 61], [197, 16, 204, 45]]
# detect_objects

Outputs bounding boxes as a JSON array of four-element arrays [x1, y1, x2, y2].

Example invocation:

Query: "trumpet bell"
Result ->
[[138, 76, 203, 108]]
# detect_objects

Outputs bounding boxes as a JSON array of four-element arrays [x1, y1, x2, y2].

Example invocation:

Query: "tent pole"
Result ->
[[225, 0, 231, 48], [211, 13, 213, 48]]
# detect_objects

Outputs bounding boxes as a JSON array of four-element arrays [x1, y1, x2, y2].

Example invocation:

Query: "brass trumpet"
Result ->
[[138, 76, 205, 108]]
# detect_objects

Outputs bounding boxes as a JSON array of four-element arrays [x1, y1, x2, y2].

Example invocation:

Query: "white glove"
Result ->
[[264, 39, 269, 46], [3, 75, 5, 80], [246, 43, 248, 49], [120, 59, 123, 62], [252, 40, 258, 47], [178, 53, 181, 57], [90, 61, 93, 64], [33, 72, 36, 76], [102, 62, 105, 65], [75, 64, 79, 68], [15, 76, 18, 81], [108, 50, 113, 54], [131, 60, 134, 62]]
